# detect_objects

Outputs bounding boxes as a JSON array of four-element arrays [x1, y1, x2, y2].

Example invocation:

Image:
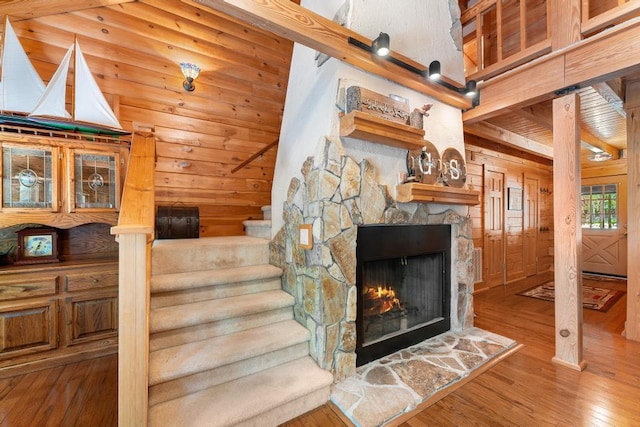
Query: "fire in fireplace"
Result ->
[[356, 224, 451, 366]]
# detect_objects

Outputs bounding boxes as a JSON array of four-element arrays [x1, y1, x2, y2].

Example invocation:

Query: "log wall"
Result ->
[[465, 133, 554, 291], [5, 0, 294, 236]]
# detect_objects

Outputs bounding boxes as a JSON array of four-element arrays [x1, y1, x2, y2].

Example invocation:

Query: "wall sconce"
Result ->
[[180, 62, 200, 92], [347, 34, 480, 107]]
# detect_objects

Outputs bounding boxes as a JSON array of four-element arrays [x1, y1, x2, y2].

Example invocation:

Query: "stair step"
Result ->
[[150, 290, 294, 334], [149, 341, 308, 406], [151, 264, 282, 295], [149, 319, 309, 386], [151, 236, 269, 275], [150, 306, 293, 352], [262, 205, 272, 220], [243, 219, 271, 239], [148, 356, 333, 427]]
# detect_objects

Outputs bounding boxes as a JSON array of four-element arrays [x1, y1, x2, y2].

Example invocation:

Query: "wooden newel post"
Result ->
[[552, 93, 586, 371]]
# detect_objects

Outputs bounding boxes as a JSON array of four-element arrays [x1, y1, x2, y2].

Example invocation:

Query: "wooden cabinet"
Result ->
[[0, 131, 129, 229], [0, 261, 118, 372]]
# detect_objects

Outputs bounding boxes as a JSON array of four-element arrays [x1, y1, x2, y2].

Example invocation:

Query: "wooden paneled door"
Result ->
[[524, 176, 539, 276], [484, 168, 506, 287], [582, 176, 628, 276]]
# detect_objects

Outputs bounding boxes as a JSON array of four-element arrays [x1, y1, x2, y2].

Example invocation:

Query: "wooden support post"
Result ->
[[551, 0, 581, 50], [625, 80, 640, 341], [552, 93, 586, 371], [116, 233, 150, 427]]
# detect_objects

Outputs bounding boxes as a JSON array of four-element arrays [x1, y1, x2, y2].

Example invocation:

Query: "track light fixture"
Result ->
[[464, 80, 477, 97], [346, 33, 480, 108], [428, 60, 441, 80], [371, 32, 390, 57]]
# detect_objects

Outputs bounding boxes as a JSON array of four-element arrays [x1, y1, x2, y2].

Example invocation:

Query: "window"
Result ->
[[581, 184, 618, 229]]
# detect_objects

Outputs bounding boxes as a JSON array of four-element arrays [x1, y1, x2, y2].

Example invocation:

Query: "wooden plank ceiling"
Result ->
[[2, 0, 296, 236]]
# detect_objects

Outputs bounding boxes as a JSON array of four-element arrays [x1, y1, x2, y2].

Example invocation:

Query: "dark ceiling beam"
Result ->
[[190, 0, 473, 110]]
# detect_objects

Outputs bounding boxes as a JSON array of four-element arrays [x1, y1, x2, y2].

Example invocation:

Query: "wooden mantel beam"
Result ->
[[464, 17, 640, 123], [190, 0, 472, 110], [0, 0, 136, 20]]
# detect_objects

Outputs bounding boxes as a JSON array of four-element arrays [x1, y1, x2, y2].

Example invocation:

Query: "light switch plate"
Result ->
[[299, 224, 313, 249]]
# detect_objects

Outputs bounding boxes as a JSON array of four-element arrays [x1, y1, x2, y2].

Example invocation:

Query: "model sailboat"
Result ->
[[29, 39, 130, 136], [0, 16, 53, 128]]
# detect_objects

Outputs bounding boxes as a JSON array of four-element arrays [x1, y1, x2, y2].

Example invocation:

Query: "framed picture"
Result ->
[[508, 187, 522, 211]]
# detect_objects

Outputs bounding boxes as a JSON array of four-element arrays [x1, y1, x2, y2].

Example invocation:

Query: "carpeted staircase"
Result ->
[[148, 234, 333, 426], [242, 205, 272, 239]]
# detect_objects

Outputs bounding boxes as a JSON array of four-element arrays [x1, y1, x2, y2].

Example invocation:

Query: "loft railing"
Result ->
[[460, 0, 640, 82], [110, 129, 156, 427]]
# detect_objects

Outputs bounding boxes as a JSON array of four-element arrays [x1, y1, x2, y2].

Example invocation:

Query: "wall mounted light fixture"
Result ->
[[347, 34, 480, 107], [180, 62, 200, 92]]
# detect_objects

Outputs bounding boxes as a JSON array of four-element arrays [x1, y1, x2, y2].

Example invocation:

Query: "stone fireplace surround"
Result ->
[[270, 138, 474, 382]]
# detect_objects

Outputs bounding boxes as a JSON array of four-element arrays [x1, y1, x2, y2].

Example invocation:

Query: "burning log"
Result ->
[[364, 285, 403, 316]]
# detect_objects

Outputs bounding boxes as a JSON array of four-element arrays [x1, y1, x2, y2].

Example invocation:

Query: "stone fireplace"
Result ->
[[270, 138, 474, 381]]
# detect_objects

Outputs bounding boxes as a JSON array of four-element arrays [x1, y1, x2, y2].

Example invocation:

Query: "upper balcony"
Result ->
[[461, 0, 640, 82]]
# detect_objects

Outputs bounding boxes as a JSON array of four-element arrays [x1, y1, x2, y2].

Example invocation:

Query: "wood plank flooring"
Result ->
[[0, 274, 637, 426]]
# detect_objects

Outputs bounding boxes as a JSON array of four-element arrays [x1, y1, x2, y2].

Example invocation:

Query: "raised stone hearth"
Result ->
[[270, 139, 475, 381], [330, 327, 517, 427]]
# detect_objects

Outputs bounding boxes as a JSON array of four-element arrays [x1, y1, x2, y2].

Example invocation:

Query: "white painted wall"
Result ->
[[271, 0, 467, 233]]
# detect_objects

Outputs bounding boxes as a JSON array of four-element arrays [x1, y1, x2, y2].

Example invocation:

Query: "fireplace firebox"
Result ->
[[356, 224, 451, 366]]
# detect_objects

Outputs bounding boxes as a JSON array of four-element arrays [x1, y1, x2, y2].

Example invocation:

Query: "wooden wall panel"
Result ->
[[4, 0, 293, 237], [465, 134, 553, 291]]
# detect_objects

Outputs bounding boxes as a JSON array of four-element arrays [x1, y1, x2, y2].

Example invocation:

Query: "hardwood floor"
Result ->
[[0, 354, 117, 427], [0, 275, 637, 426]]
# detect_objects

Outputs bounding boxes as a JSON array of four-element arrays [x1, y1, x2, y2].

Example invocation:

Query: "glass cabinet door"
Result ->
[[71, 151, 119, 211], [2, 145, 58, 210]]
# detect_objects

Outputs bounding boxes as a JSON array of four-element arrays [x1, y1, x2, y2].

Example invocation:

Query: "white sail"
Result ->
[[73, 41, 122, 129], [0, 17, 46, 114], [30, 39, 125, 133], [29, 43, 73, 119]]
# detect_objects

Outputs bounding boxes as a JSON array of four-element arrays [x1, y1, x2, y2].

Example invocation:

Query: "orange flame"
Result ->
[[365, 285, 403, 315]]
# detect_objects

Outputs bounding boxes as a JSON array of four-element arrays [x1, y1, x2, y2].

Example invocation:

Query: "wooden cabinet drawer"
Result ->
[[63, 290, 118, 346], [0, 275, 59, 301], [65, 268, 118, 292], [0, 299, 58, 359]]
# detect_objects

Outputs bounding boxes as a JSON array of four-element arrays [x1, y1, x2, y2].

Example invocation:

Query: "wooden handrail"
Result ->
[[110, 130, 156, 427], [231, 138, 278, 173], [112, 131, 156, 237]]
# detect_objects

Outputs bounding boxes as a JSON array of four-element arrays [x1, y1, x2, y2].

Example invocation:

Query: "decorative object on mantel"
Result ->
[[396, 182, 480, 205], [346, 86, 411, 127], [440, 147, 467, 188], [409, 103, 433, 129], [406, 141, 440, 185]]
